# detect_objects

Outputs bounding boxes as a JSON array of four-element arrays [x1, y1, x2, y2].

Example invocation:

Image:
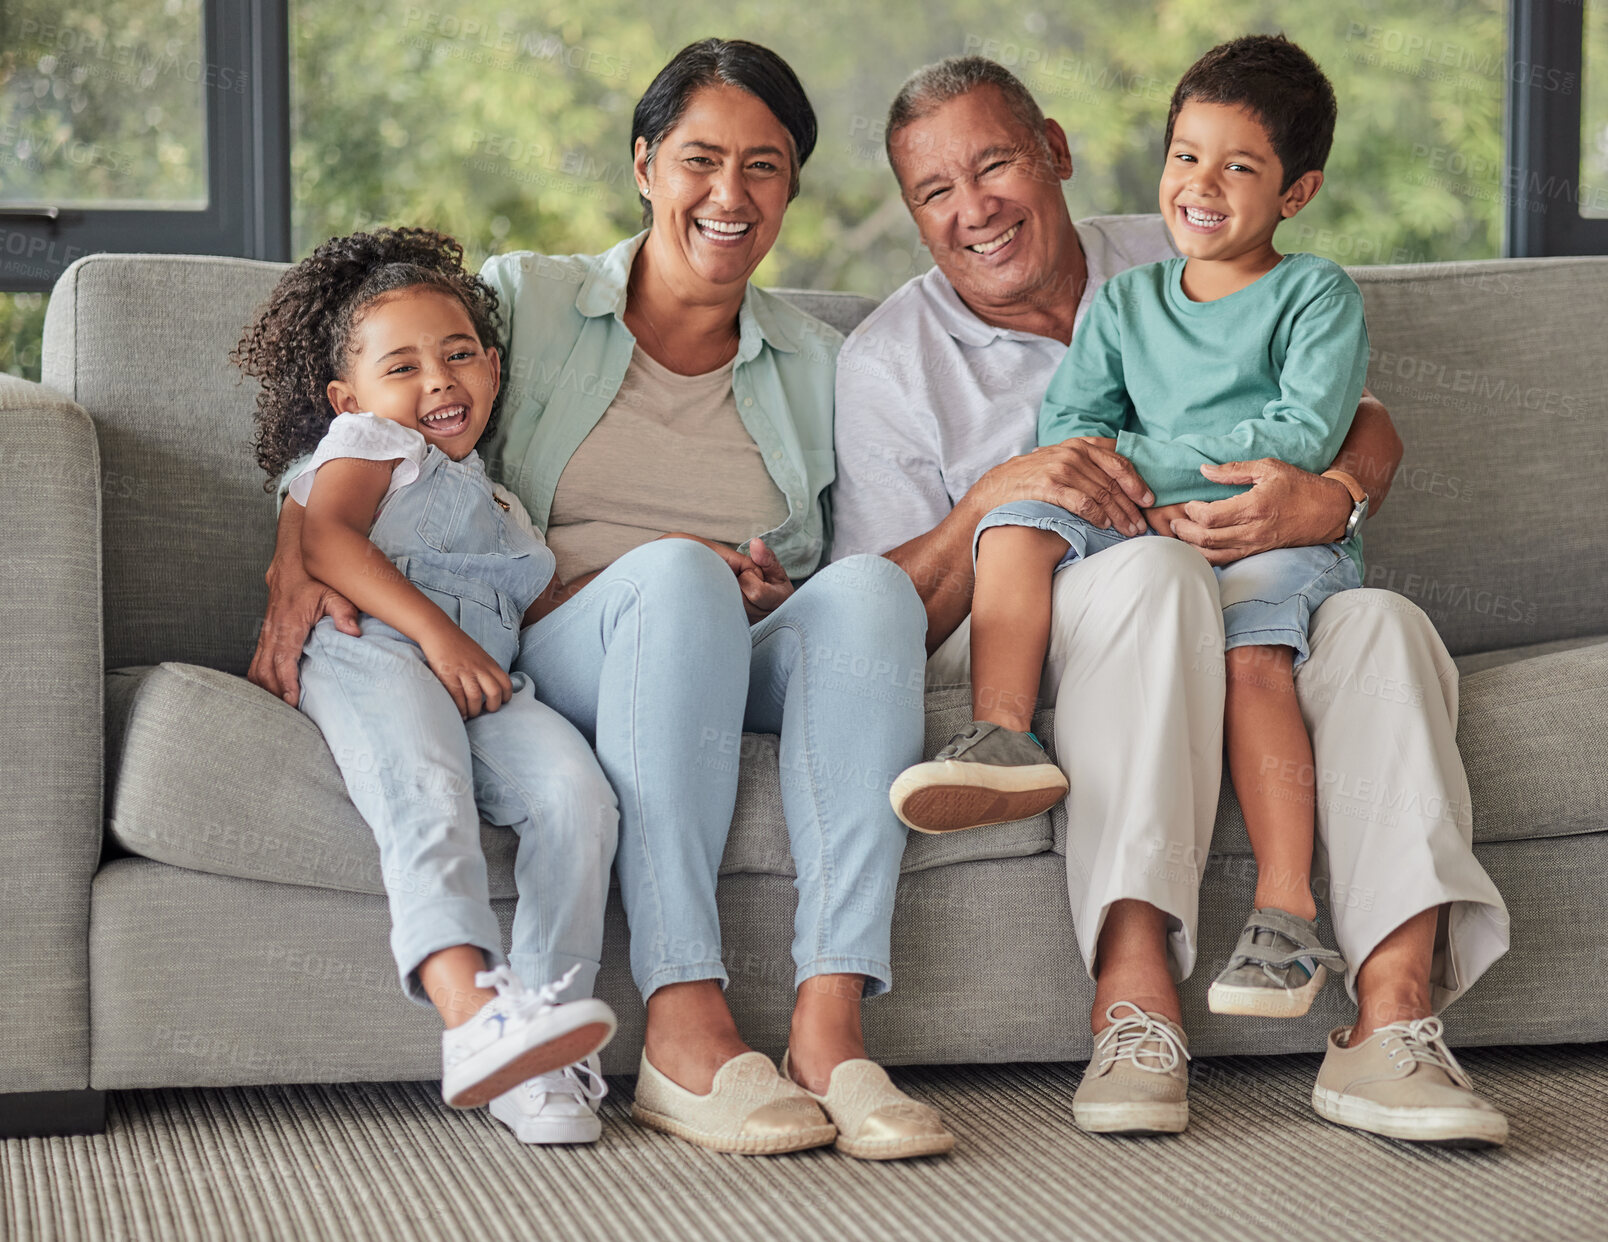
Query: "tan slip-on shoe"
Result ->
[[1072, 1002, 1190, 1135], [631, 1050, 837, 1155], [1312, 1017, 1507, 1147], [781, 1051, 956, 1160]]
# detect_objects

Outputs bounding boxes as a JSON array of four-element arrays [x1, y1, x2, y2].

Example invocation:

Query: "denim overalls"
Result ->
[[297, 447, 619, 1007]]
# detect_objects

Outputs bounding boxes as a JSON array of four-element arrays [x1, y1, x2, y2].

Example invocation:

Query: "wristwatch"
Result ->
[[1321, 469, 1369, 542]]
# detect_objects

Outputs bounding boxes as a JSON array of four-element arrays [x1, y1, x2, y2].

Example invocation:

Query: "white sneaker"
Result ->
[[440, 964, 616, 1110], [490, 1055, 608, 1144]]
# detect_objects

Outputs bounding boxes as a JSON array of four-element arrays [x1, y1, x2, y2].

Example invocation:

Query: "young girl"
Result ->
[[235, 228, 619, 1145]]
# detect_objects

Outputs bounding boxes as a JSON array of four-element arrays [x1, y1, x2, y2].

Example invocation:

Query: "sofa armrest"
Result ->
[[0, 375, 103, 1093]]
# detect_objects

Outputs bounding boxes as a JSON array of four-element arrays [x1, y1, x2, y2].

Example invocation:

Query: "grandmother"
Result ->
[[250, 39, 953, 1160]]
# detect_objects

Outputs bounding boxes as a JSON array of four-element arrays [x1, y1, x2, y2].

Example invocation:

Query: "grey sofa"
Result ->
[[4, 252, 1607, 1139]]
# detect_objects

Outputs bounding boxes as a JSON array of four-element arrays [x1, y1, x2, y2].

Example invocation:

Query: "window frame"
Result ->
[[0, 0, 291, 293], [1506, 0, 1608, 255]]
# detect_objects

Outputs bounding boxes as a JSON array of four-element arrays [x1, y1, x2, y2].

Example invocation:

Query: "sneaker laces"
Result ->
[[526, 1057, 608, 1107], [1371, 1016, 1473, 1089], [1094, 1001, 1190, 1075], [473, 962, 583, 1025]]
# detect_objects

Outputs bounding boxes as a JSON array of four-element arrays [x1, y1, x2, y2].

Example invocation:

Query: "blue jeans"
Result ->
[[515, 540, 927, 1000], [975, 500, 1361, 667]]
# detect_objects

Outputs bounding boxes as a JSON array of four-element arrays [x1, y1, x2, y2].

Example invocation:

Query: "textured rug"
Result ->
[[5, 1045, 1606, 1242]]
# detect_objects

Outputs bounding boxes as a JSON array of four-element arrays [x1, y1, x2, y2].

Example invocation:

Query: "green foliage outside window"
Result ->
[[290, 0, 1508, 293]]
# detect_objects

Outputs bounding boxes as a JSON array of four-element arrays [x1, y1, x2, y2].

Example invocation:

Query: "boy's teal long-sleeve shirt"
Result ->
[[1039, 252, 1370, 508]]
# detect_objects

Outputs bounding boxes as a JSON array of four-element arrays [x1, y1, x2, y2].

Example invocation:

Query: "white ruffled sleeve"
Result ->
[[284, 412, 430, 507]]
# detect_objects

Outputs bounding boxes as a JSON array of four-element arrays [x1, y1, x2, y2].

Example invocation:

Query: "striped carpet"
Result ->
[[5, 1045, 1606, 1242]]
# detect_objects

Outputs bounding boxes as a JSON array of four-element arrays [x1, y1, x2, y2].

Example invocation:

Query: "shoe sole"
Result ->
[[631, 1103, 837, 1155], [1207, 965, 1326, 1018], [835, 1132, 957, 1160], [890, 761, 1068, 834], [1072, 1100, 1188, 1135], [445, 1009, 617, 1110], [1311, 1084, 1508, 1147]]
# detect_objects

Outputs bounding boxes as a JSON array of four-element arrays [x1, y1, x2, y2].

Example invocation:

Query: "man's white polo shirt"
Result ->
[[829, 214, 1176, 561]]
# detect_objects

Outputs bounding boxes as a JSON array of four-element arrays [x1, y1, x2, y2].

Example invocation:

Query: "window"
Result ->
[[1507, 0, 1608, 252], [0, 0, 289, 295], [288, 0, 1516, 298], [1582, 0, 1608, 217]]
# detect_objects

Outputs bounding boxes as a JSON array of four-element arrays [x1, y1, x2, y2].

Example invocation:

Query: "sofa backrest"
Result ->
[[1348, 257, 1608, 656], [41, 251, 1608, 673]]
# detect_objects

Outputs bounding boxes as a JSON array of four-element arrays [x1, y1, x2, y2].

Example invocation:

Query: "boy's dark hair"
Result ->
[[632, 38, 817, 225], [1164, 34, 1336, 192], [232, 227, 504, 488]]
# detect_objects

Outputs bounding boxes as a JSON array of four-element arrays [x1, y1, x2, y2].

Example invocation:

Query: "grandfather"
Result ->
[[832, 57, 1510, 1144]]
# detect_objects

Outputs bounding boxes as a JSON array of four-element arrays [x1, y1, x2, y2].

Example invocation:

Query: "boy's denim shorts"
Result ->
[[974, 500, 1362, 669]]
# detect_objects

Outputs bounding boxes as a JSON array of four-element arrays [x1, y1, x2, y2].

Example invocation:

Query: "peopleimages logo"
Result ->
[[1367, 348, 1581, 420]]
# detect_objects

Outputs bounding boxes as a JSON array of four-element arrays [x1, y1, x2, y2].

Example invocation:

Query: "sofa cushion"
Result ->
[[1350, 257, 1608, 657], [105, 665, 1053, 896]]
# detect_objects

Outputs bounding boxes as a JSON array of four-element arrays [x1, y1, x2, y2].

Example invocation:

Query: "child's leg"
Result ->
[[971, 525, 1071, 731], [467, 676, 620, 1001], [298, 622, 507, 1024], [1224, 643, 1317, 921]]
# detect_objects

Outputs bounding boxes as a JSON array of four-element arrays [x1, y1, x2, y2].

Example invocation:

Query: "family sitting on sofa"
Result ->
[[235, 35, 1511, 1157]]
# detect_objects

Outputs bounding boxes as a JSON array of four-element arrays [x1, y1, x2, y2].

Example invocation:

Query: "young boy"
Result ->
[[890, 34, 1368, 1018]]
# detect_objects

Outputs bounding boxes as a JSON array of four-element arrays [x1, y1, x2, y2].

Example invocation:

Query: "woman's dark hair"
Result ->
[[1164, 34, 1337, 192], [631, 38, 817, 224], [233, 227, 504, 488]]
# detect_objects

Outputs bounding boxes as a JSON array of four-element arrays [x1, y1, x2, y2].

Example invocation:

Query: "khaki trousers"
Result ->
[[927, 536, 1509, 1012]]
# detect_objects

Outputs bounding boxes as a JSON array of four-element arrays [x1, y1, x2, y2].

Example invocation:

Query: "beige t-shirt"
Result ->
[[546, 343, 791, 583]]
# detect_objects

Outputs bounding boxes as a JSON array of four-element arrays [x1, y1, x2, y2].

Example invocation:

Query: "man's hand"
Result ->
[[1168, 459, 1353, 566], [420, 624, 514, 719], [976, 437, 1153, 536], [736, 537, 794, 623], [248, 562, 361, 707]]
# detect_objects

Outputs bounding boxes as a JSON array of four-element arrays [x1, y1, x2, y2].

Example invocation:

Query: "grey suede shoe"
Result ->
[[1207, 907, 1347, 1019], [1312, 1017, 1507, 1147], [888, 721, 1068, 834], [1072, 1002, 1190, 1135]]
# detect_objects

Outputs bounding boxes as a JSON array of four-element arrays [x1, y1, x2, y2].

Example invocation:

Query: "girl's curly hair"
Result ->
[[233, 227, 505, 488]]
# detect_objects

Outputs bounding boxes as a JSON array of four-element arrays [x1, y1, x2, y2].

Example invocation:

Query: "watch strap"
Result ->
[[1321, 469, 1367, 505]]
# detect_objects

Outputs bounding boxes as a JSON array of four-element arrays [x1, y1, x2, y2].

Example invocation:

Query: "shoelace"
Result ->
[[526, 1057, 609, 1106], [1371, 1016, 1473, 1088], [1093, 1001, 1190, 1075], [473, 962, 583, 1027]]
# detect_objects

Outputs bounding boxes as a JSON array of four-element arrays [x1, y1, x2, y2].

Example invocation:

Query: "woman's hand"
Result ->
[[735, 537, 793, 622], [656, 532, 793, 622], [419, 623, 514, 719], [1168, 460, 1353, 566], [249, 504, 362, 707]]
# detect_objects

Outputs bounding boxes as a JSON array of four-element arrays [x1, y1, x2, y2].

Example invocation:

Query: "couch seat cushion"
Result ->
[[105, 666, 1053, 896]]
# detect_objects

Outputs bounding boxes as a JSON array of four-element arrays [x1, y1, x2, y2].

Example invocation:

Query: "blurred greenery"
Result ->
[[0, 291, 46, 377], [0, 0, 207, 205], [1585, 0, 1608, 215], [1, 0, 1518, 378], [288, 0, 1509, 293]]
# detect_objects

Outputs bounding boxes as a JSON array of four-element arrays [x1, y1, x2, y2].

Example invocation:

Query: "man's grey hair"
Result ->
[[884, 56, 1050, 179]]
